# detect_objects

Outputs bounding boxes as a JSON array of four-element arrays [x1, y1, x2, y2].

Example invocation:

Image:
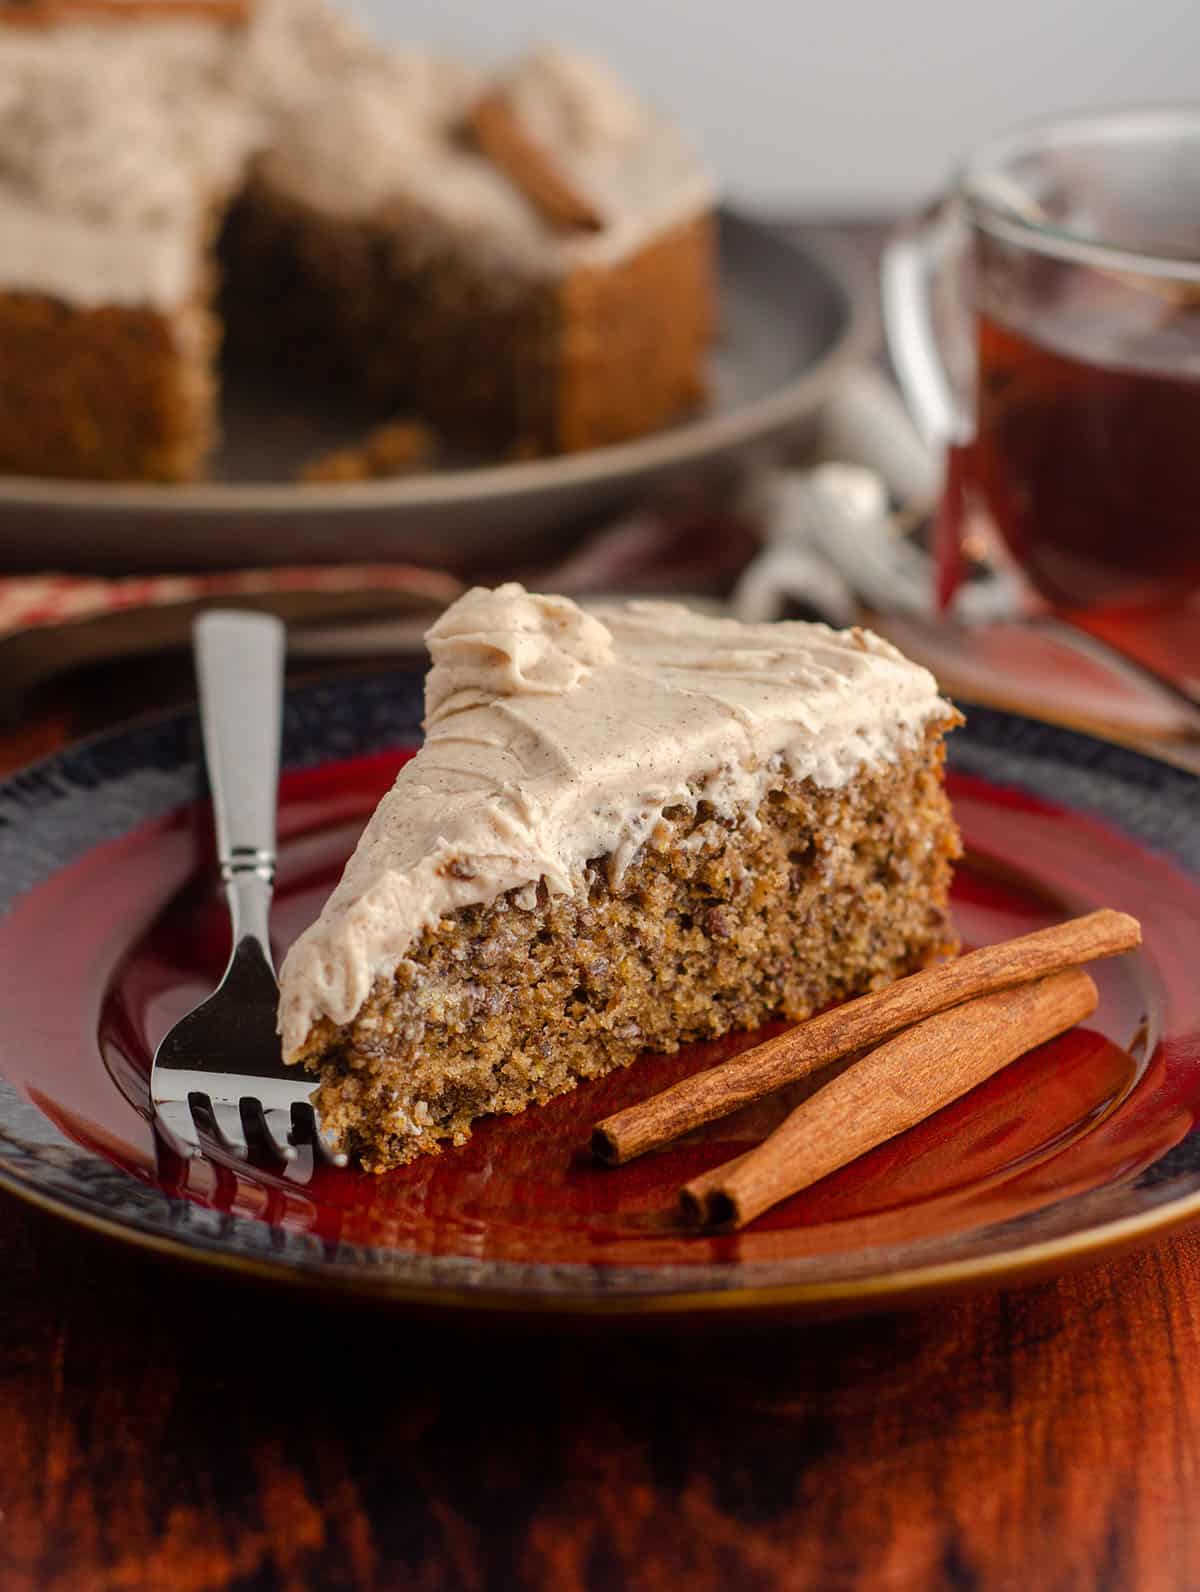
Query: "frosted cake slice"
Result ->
[[278, 584, 962, 1171]]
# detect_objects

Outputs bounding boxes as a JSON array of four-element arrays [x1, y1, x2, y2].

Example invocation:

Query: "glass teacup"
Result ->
[[883, 106, 1200, 690]]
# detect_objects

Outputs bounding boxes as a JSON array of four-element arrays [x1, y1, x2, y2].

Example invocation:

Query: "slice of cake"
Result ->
[[278, 584, 963, 1172], [0, 1, 715, 481]]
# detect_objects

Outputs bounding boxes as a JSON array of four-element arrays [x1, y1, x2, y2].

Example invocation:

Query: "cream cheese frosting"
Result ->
[[0, 2, 714, 306], [277, 584, 952, 1060], [0, 12, 263, 305]]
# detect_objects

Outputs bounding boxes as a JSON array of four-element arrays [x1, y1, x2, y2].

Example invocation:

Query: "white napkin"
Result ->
[[731, 367, 1024, 627]]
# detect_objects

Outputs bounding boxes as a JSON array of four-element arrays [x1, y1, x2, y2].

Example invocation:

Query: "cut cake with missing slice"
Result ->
[[278, 584, 963, 1172], [0, 3, 715, 480]]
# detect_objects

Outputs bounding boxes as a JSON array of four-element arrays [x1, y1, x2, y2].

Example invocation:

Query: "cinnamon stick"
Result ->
[[591, 910, 1139, 1165], [0, 0, 249, 24], [681, 967, 1099, 1229], [470, 91, 605, 233]]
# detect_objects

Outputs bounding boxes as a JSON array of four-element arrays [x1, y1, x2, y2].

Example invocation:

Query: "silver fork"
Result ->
[[151, 610, 346, 1169]]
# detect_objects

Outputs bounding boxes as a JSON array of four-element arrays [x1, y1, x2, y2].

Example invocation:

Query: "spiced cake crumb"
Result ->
[[298, 420, 437, 484]]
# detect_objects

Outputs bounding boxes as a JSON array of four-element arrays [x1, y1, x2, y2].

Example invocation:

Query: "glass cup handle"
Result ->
[[881, 197, 974, 449]]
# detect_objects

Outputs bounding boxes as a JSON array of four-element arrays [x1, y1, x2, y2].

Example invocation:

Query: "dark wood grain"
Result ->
[[3, 1191, 1200, 1591]]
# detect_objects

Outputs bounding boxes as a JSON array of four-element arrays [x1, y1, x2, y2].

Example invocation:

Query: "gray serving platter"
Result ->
[[0, 211, 876, 575]]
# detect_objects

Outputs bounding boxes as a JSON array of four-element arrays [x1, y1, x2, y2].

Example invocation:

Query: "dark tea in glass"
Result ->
[[972, 309, 1200, 613], [885, 106, 1200, 689]]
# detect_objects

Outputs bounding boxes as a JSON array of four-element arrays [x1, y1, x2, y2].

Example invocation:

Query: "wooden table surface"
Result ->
[[3, 217, 1200, 1589]]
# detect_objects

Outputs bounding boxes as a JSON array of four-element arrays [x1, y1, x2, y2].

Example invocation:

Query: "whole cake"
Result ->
[[278, 585, 963, 1171], [0, 0, 715, 481]]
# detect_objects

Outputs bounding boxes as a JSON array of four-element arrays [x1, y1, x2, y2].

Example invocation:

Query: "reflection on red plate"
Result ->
[[1, 749, 1198, 1272]]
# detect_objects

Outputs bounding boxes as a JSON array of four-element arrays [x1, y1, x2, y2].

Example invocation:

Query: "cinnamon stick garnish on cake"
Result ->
[[680, 968, 1099, 1228], [591, 910, 1141, 1166], [470, 90, 605, 233], [1, 0, 249, 24]]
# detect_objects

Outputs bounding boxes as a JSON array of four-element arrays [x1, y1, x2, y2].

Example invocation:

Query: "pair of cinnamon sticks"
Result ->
[[590, 909, 1141, 1229]]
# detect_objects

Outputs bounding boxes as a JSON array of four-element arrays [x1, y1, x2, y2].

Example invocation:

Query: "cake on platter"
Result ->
[[278, 584, 963, 1172], [0, 0, 716, 482]]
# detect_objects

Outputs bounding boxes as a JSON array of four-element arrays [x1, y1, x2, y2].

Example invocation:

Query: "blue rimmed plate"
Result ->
[[0, 674, 1197, 1322]]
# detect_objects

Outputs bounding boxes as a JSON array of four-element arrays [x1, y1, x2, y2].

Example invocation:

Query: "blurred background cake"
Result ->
[[0, 0, 716, 482]]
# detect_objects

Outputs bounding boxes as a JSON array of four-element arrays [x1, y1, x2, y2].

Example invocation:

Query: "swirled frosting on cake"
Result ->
[[278, 584, 952, 1059]]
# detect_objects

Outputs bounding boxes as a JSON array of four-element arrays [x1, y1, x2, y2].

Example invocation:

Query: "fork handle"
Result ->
[[193, 610, 286, 962]]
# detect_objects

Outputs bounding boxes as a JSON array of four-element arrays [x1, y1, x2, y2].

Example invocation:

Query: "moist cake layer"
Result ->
[[217, 175, 563, 442], [306, 728, 961, 1171], [220, 185, 712, 451], [278, 585, 956, 1066], [0, 290, 219, 481]]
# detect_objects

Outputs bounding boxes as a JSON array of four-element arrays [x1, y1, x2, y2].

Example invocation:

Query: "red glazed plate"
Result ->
[[0, 672, 1197, 1322]]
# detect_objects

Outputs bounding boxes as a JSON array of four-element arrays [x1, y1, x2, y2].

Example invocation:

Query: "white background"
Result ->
[[359, 0, 1199, 208]]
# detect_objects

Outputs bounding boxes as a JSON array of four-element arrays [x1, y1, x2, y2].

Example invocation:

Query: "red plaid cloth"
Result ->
[[0, 564, 462, 637]]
